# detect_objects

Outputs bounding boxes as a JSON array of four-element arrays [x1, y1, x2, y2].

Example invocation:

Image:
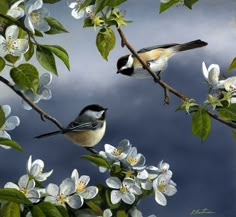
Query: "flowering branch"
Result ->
[[116, 28, 236, 130]]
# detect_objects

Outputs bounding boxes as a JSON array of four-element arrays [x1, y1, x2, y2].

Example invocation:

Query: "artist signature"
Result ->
[[190, 208, 216, 215]]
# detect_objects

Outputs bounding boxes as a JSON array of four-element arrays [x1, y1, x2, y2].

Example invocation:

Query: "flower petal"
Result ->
[[27, 155, 32, 173], [36, 170, 53, 182], [10, 39, 29, 56], [4, 182, 19, 190], [4, 116, 20, 131], [24, 15, 35, 33], [118, 139, 131, 154], [67, 194, 83, 209], [60, 178, 75, 196], [29, 164, 41, 177], [38, 87, 52, 100], [7, 7, 25, 19], [46, 183, 59, 196], [103, 209, 112, 217], [154, 189, 167, 206], [163, 184, 177, 196], [27, 190, 40, 203], [137, 169, 149, 180], [2, 105, 11, 118], [79, 186, 98, 199], [18, 175, 30, 189], [123, 178, 135, 189], [44, 195, 60, 205], [27, 179, 36, 191], [71, 169, 79, 183], [71, 8, 85, 19], [106, 177, 121, 189], [0, 130, 11, 140], [40, 73, 52, 86], [79, 175, 90, 186], [110, 190, 122, 204], [208, 64, 220, 86], [122, 192, 135, 205], [5, 25, 19, 41], [27, 0, 43, 12]]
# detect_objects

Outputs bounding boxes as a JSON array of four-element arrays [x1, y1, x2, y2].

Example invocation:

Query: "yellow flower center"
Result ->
[[119, 186, 128, 193], [76, 181, 86, 192], [113, 148, 122, 156], [127, 156, 137, 165], [20, 188, 27, 195], [57, 193, 66, 204], [30, 11, 41, 24]]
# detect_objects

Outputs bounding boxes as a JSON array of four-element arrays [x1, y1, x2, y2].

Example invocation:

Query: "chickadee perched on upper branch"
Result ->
[[35, 104, 107, 148], [117, 39, 208, 78]]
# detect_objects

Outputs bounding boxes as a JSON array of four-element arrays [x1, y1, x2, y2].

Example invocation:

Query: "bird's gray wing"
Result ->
[[137, 43, 179, 53], [64, 120, 103, 133]]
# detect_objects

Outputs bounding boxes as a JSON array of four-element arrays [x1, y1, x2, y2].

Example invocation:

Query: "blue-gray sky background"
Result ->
[[1, 0, 236, 216]]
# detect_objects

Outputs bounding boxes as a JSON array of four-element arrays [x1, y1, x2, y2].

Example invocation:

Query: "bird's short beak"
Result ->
[[104, 108, 108, 111]]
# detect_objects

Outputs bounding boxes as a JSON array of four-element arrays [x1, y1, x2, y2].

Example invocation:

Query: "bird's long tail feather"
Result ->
[[174, 40, 208, 52], [35, 130, 62, 139]]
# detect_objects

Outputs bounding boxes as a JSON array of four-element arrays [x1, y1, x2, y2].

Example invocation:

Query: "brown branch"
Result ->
[[116, 27, 236, 130], [0, 76, 98, 154]]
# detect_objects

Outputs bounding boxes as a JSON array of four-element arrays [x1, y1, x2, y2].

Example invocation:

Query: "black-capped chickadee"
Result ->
[[35, 104, 107, 147], [117, 39, 208, 78]]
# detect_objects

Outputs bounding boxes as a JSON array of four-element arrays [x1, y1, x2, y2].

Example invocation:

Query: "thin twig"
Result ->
[[117, 28, 236, 130], [0, 75, 64, 129], [0, 76, 98, 154]]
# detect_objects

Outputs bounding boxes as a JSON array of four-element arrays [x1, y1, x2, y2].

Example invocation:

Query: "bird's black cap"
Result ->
[[79, 104, 107, 115]]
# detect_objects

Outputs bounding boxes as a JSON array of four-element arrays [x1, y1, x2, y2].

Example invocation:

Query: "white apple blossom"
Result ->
[[153, 175, 177, 206], [45, 178, 82, 209], [4, 174, 40, 203], [123, 147, 146, 170], [0, 25, 29, 59], [105, 139, 132, 161], [68, 0, 95, 20], [106, 177, 138, 205], [0, 105, 20, 149], [157, 160, 173, 179], [24, 0, 50, 34], [7, 0, 25, 19], [71, 169, 98, 207], [27, 155, 53, 182], [21, 73, 53, 110]]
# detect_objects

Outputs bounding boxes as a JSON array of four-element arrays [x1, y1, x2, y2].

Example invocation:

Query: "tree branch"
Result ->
[[0, 76, 63, 129], [116, 27, 236, 130]]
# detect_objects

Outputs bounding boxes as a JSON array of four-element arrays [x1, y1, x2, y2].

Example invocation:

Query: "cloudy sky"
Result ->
[[1, 0, 236, 216]]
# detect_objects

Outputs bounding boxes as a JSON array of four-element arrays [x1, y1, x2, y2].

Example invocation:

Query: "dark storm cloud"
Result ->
[[1, 1, 236, 217]]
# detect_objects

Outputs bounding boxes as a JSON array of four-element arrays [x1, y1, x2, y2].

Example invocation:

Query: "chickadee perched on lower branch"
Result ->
[[35, 104, 107, 148]]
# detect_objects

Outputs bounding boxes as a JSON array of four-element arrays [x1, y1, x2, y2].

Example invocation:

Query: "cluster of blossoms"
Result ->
[[100, 139, 177, 207], [202, 62, 236, 104], [2, 155, 99, 215]]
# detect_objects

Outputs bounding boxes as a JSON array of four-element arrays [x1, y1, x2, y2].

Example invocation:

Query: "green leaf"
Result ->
[[160, 0, 177, 13], [94, 0, 110, 14], [108, 0, 127, 7], [43, 0, 61, 3], [218, 104, 236, 121], [0, 138, 23, 152], [0, 57, 5, 72], [227, 57, 236, 73], [56, 206, 69, 217], [0, 0, 9, 15], [82, 154, 111, 168], [192, 109, 211, 141], [85, 201, 103, 215], [1, 202, 20, 217], [0, 188, 32, 205], [4, 54, 19, 64], [10, 63, 39, 94], [184, 0, 198, 9], [96, 27, 116, 60], [36, 45, 57, 75], [0, 106, 5, 128], [37, 202, 63, 217], [43, 45, 70, 71], [80, 0, 94, 11], [24, 41, 35, 61], [31, 205, 46, 217], [44, 17, 68, 35], [117, 210, 127, 217], [83, 17, 94, 28]]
